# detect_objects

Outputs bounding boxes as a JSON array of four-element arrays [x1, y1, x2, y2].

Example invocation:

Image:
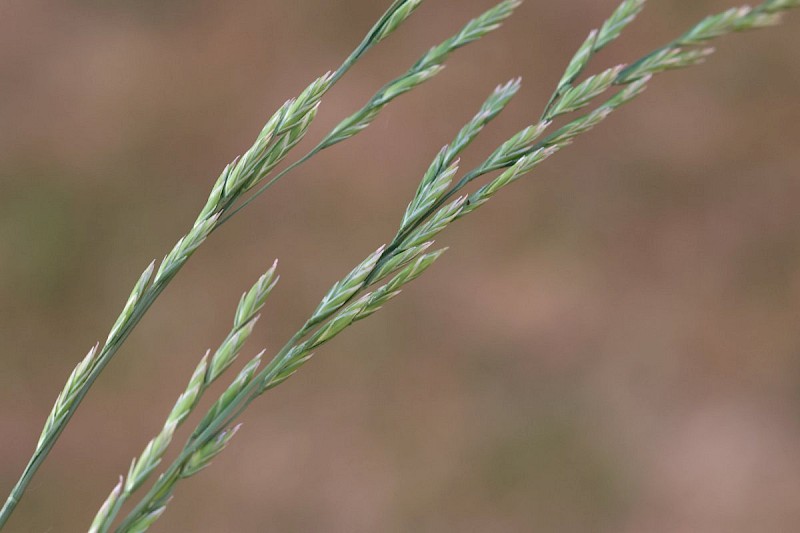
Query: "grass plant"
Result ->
[[1, 0, 798, 530]]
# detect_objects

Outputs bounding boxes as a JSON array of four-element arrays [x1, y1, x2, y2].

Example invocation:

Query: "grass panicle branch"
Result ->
[[619, 0, 799, 82], [400, 78, 521, 231], [543, 0, 646, 120], [90, 265, 278, 533], [328, 0, 522, 149], [596, 0, 648, 49]]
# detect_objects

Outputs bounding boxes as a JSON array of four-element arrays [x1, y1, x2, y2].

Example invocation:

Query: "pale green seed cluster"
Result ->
[[547, 65, 625, 119], [417, 0, 522, 68], [120, 507, 165, 533], [37, 343, 99, 449], [619, 0, 799, 82], [198, 72, 332, 221], [401, 79, 521, 232], [322, 0, 521, 149], [618, 47, 716, 82], [89, 265, 278, 533], [680, 7, 778, 44], [548, 0, 645, 118], [183, 424, 242, 477], [222, 0, 521, 227], [88, 479, 122, 533], [373, 0, 423, 44], [443, 78, 521, 162], [461, 147, 558, 217], [372, 241, 435, 282], [357, 249, 448, 321], [401, 161, 460, 231], [596, 0, 647, 49], [106, 263, 155, 345], [193, 353, 263, 439], [309, 246, 386, 326], [480, 121, 552, 173]]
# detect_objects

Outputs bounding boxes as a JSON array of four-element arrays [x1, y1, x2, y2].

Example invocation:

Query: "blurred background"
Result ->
[[1, 0, 799, 531]]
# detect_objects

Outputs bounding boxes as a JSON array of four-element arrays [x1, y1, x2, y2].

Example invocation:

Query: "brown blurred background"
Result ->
[[1, 0, 799, 531]]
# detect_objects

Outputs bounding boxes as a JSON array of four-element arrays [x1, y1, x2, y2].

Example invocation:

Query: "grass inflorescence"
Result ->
[[1, 0, 798, 531]]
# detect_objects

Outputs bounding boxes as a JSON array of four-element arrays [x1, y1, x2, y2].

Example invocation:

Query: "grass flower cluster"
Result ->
[[1, 0, 798, 530]]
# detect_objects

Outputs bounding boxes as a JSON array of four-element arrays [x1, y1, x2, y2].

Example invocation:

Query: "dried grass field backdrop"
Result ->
[[1, 0, 799, 531]]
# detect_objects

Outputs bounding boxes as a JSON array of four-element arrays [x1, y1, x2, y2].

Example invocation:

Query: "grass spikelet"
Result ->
[[546, 65, 625, 118], [596, 0, 648, 49]]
